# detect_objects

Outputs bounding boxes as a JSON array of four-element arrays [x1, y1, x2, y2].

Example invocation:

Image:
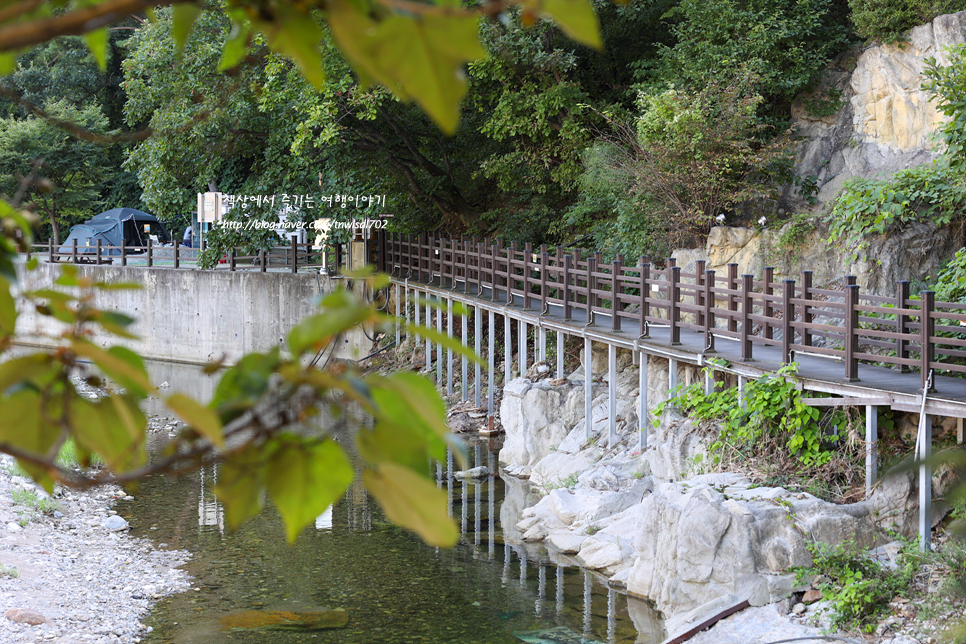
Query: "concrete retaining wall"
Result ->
[[14, 263, 370, 364]]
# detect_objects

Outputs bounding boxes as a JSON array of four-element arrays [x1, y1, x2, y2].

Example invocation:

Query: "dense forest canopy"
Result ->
[[1, 0, 966, 257]]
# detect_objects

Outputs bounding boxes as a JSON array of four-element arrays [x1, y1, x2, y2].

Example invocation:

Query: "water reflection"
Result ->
[[130, 360, 663, 644]]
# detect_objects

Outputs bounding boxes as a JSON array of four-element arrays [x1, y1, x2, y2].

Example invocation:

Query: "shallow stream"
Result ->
[[119, 362, 664, 644]]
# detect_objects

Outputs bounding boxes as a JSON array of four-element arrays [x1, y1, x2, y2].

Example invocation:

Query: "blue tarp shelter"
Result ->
[[59, 208, 170, 256]]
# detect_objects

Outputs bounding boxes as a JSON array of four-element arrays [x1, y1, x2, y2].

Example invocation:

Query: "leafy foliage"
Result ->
[[849, 0, 966, 44], [574, 71, 795, 255], [825, 160, 966, 262], [924, 44, 966, 176], [797, 538, 921, 632], [657, 0, 852, 106], [654, 364, 844, 467], [0, 101, 111, 243]]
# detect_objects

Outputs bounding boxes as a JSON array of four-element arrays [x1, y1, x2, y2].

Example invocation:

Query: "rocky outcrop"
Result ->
[[792, 12, 966, 207], [678, 221, 961, 297], [498, 351, 939, 623]]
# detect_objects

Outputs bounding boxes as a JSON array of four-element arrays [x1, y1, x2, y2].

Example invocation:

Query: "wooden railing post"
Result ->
[[541, 251, 549, 313], [506, 242, 515, 305], [763, 266, 774, 340], [292, 240, 299, 273], [741, 274, 753, 361], [704, 269, 715, 352], [491, 241, 500, 302], [563, 254, 573, 321], [695, 260, 706, 327], [174, 240, 180, 269], [120, 239, 126, 266], [727, 263, 738, 332], [260, 249, 267, 272], [921, 290, 935, 390], [96, 238, 102, 265], [611, 259, 622, 332], [670, 266, 681, 345], [801, 271, 813, 347], [230, 248, 237, 272], [586, 255, 597, 325], [640, 260, 650, 338], [782, 280, 794, 364], [896, 280, 910, 373], [71, 238, 78, 264], [523, 242, 532, 310], [48, 238, 53, 263], [845, 284, 860, 381], [147, 238, 153, 267]]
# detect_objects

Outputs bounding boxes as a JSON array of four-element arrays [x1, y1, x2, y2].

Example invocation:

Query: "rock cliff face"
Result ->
[[498, 354, 928, 626], [676, 222, 962, 297], [793, 12, 966, 206]]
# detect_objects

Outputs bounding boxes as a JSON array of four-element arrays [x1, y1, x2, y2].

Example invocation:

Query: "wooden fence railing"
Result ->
[[386, 232, 966, 389], [26, 238, 351, 274]]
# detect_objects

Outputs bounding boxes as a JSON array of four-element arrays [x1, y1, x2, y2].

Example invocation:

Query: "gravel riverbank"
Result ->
[[0, 458, 191, 644]]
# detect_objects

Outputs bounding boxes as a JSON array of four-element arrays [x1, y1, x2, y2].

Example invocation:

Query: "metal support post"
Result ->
[[505, 314, 512, 382], [475, 306, 482, 408], [447, 298, 454, 396], [557, 331, 565, 378], [488, 310, 495, 416], [461, 309, 469, 402], [639, 352, 648, 450], [920, 413, 932, 552], [866, 405, 878, 498], [608, 344, 617, 448], [520, 319, 528, 376], [585, 336, 593, 440]]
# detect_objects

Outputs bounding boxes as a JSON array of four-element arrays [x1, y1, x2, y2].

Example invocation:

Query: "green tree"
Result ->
[[570, 71, 795, 255], [0, 0, 608, 547], [657, 0, 852, 110], [0, 101, 110, 243]]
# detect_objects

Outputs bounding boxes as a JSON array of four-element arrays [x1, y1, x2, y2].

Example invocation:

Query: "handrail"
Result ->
[[384, 232, 964, 391]]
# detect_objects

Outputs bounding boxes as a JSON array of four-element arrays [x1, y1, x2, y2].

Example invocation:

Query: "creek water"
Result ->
[[121, 361, 664, 644]]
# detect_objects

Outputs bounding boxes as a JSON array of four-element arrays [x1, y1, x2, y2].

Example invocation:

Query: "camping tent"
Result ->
[[59, 208, 170, 256]]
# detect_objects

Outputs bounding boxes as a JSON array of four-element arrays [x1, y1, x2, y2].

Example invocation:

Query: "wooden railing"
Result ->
[[386, 233, 966, 389], [27, 238, 343, 274]]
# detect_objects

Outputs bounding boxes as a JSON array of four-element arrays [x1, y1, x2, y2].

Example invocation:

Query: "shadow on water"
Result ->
[[125, 361, 664, 644]]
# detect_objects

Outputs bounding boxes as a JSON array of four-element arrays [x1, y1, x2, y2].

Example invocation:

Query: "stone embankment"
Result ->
[[0, 459, 191, 644], [498, 349, 936, 644]]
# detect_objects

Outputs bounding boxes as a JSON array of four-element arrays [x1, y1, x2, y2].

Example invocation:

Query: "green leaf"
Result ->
[[366, 371, 460, 466], [72, 395, 147, 474], [0, 277, 15, 337], [0, 353, 54, 394], [218, 21, 251, 71], [91, 311, 138, 339], [541, 0, 602, 49], [363, 463, 458, 547], [83, 28, 110, 70], [255, 6, 325, 88], [0, 53, 16, 75], [171, 3, 201, 54], [0, 388, 62, 491], [372, 14, 485, 134], [70, 341, 153, 398], [327, 3, 485, 134], [266, 435, 353, 542], [211, 349, 281, 419], [404, 322, 482, 364], [167, 393, 223, 447], [288, 291, 373, 355], [214, 443, 269, 530], [356, 420, 435, 474]]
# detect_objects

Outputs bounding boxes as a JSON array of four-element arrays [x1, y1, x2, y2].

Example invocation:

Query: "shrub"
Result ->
[[849, 0, 966, 44]]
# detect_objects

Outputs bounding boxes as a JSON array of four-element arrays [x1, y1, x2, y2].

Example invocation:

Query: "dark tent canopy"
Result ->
[[59, 208, 170, 256]]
